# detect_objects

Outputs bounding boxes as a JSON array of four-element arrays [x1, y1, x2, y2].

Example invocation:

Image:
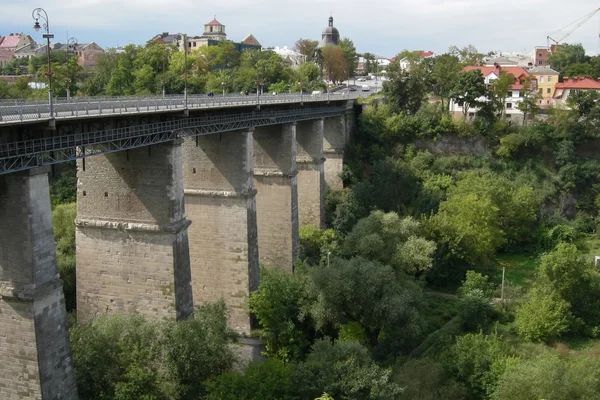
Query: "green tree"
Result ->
[[321, 46, 347, 83], [312, 257, 425, 356], [489, 71, 515, 116], [548, 43, 589, 73], [338, 38, 358, 80], [514, 287, 573, 341], [52, 203, 77, 312], [341, 211, 436, 276], [295, 38, 319, 62], [450, 70, 487, 118], [249, 266, 319, 361], [393, 358, 467, 400], [431, 54, 461, 112]]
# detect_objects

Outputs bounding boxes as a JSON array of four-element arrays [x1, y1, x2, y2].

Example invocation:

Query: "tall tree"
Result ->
[[321, 46, 346, 83], [448, 44, 484, 66], [431, 54, 461, 111], [338, 38, 358, 80], [548, 43, 589, 74], [294, 39, 319, 62], [489, 71, 516, 116], [450, 69, 487, 118]]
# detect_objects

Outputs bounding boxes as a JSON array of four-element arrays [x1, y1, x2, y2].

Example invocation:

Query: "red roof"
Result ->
[[420, 51, 435, 58], [0, 35, 21, 49], [555, 77, 600, 90], [462, 65, 530, 90], [206, 18, 223, 26]]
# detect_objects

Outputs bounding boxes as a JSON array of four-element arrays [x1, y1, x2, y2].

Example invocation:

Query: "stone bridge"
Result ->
[[0, 94, 360, 399]]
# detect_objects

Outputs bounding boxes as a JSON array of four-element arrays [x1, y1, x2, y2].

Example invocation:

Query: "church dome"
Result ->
[[318, 16, 340, 48]]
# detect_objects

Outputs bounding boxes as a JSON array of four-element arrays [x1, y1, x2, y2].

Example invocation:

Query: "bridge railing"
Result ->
[[0, 91, 365, 123]]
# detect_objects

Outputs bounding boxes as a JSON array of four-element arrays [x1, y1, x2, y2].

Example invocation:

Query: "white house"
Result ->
[[449, 64, 533, 123]]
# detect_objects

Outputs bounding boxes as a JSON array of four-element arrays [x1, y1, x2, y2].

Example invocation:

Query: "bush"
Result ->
[[514, 288, 573, 342], [71, 302, 236, 400], [458, 271, 495, 298], [458, 289, 494, 331], [52, 203, 77, 312], [299, 226, 338, 266]]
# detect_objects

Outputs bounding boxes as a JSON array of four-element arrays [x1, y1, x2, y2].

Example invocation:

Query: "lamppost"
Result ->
[[287, 83, 291, 94], [32, 8, 55, 127], [65, 36, 77, 101], [299, 81, 304, 102], [221, 81, 225, 97]]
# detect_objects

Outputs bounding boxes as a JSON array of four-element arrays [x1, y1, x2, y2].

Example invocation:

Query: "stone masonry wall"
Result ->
[[76, 140, 193, 323], [0, 168, 77, 400], [254, 124, 299, 270], [182, 131, 258, 335], [323, 116, 346, 190], [296, 119, 325, 227]]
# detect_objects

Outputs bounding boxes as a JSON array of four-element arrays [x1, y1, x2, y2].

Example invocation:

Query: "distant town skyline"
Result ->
[[2, 0, 599, 58]]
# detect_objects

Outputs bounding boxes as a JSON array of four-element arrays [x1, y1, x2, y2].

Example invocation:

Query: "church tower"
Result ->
[[318, 15, 340, 48], [203, 16, 227, 41]]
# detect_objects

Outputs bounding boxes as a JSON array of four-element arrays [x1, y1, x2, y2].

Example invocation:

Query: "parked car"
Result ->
[[361, 85, 370, 92], [357, 78, 366, 82], [311, 90, 322, 95], [349, 87, 357, 92]]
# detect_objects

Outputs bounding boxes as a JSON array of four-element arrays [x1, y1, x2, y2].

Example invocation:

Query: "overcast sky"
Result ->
[[2, 0, 599, 58]]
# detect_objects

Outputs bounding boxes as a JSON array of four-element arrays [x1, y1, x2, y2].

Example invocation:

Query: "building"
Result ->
[[484, 52, 533, 69], [0, 50, 14, 69], [0, 33, 34, 52], [397, 50, 435, 70], [532, 45, 558, 66], [527, 66, 560, 107], [151, 17, 260, 54], [449, 64, 533, 123], [553, 77, 600, 105], [268, 46, 305, 68], [317, 16, 340, 48], [13, 42, 45, 59], [203, 17, 227, 41]]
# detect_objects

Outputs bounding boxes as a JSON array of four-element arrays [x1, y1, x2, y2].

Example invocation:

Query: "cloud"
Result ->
[[2, 0, 599, 56]]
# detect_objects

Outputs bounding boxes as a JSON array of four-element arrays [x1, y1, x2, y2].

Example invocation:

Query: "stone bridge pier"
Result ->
[[0, 167, 78, 399], [182, 130, 259, 336], [253, 123, 299, 270], [296, 119, 325, 228], [75, 139, 194, 322], [323, 116, 348, 190]]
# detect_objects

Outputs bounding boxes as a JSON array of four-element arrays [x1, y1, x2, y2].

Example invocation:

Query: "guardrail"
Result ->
[[0, 105, 348, 174], [0, 92, 366, 124]]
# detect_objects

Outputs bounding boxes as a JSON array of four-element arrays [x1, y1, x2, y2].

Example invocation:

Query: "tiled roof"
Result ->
[[0, 35, 21, 48], [555, 77, 600, 91], [462, 65, 530, 90], [528, 66, 559, 75], [241, 34, 261, 47], [206, 18, 223, 26]]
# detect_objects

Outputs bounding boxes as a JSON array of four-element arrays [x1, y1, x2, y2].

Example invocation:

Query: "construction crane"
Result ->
[[547, 7, 600, 51]]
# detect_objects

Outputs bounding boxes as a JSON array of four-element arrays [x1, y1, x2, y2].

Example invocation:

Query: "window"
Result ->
[[507, 91, 513, 98], [548, 76, 552, 82], [546, 100, 550, 105], [188, 42, 191, 48], [538, 89, 543, 95], [547, 88, 551, 94], [506, 103, 513, 109], [540, 76, 544, 83], [538, 53, 542, 57], [538, 60, 543, 65], [538, 100, 543, 104], [193, 42, 196, 47]]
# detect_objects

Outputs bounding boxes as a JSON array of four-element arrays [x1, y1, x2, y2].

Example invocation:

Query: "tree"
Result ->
[[52, 203, 77, 311], [514, 287, 573, 341], [295, 38, 319, 62], [312, 257, 425, 356], [448, 44, 484, 66], [450, 70, 487, 118], [341, 211, 436, 276], [431, 54, 461, 111], [548, 43, 589, 74], [321, 46, 346, 83], [248, 266, 319, 361], [517, 86, 540, 125], [338, 38, 358, 79], [394, 358, 467, 400], [450, 332, 511, 399], [489, 71, 515, 116], [383, 67, 427, 114], [71, 302, 236, 400]]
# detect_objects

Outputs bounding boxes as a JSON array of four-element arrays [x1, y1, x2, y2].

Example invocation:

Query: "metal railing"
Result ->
[[0, 92, 365, 124], [0, 105, 349, 174]]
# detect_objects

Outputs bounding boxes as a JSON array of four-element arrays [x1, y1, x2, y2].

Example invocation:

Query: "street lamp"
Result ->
[[221, 81, 225, 97], [65, 36, 77, 101], [32, 7, 55, 127]]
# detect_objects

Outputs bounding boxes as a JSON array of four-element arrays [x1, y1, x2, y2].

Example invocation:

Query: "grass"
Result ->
[[490, 253, 538, 288], [575, 235, 600, 264]]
